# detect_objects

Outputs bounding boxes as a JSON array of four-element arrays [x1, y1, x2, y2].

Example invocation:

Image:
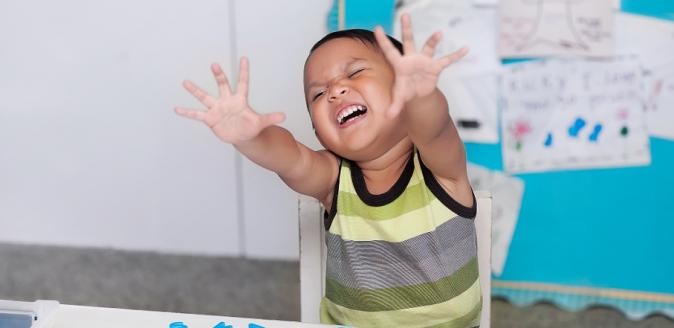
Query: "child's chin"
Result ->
[[338, 141, 381, 161]]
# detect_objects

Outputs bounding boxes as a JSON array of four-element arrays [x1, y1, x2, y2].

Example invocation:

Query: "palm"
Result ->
[[202, 93, 265, 144], [391, 53, 444, 103], [175, 58, 285, 144], [374, 14, 468, 117]]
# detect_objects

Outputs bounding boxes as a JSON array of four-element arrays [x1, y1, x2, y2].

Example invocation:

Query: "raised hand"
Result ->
[[374, 14, 469, 118], [175, 57, 286, 144]]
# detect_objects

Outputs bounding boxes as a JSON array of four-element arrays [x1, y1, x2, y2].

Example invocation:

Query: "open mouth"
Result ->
[[337, 104, 368, 126]]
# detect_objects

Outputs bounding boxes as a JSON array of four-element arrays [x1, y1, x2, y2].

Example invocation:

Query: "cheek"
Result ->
[[313, 123, 337, 151], [361, 81, 393, 111], [310, 107, 334, 135]]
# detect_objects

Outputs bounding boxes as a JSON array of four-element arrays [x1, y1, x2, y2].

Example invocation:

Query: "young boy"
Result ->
[[175, 14, 480, 328]]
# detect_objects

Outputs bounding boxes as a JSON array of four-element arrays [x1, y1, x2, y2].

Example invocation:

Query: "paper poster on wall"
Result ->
[[396, 0, 501, 143], [440, 73, 500, 143], [500, 58, 651, 173], [615, 12, 674, 69], [645, 62, 674, 141], [477, 0, 621, 8], [498, 0, 614, 58], [614, 12, 674, 140], [467, 164, 524, 276]]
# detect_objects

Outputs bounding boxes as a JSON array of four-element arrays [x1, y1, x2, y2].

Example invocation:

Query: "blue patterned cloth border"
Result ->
[[493, 280, 674, 320]]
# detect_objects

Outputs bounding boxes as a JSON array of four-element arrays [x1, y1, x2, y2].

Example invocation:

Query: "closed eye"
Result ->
[[348, 68, 365, 78], [312, 91, 325, 102]]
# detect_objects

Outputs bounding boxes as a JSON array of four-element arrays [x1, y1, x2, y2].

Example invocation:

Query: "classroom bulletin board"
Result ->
[[331, 0, 674, 319]]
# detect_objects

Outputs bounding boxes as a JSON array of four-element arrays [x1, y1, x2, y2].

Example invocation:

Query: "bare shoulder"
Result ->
[[280, 148, 340, 207]]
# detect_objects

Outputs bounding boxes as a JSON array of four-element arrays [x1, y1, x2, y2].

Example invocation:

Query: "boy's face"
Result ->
[[304, 38, 407, 161]]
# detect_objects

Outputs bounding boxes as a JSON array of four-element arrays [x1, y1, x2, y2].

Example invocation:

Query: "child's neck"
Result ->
[[356, 139, 413, 195]]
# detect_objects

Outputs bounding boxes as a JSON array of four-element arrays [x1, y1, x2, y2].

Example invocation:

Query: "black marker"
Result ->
[[458, 120, 481, 129]]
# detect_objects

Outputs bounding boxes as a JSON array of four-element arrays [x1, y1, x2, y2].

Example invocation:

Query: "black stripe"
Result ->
[[323, 159, 342, 231], [418, 152, 477, 219], [349, 151, 415, 207]]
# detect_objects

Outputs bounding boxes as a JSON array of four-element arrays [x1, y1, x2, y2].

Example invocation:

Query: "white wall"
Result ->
[[235, 1, 332, 259], [0, 0, 240, 256], [0, 0, 331, 259]]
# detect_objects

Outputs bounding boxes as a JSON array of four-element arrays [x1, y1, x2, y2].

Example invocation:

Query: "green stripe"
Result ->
[[426, 299, 482, 328], [326, 257, 479, 311], [337, 182, 432, 221]]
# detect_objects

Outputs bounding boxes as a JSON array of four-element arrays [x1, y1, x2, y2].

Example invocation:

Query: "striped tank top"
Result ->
[[319, 150, 481, 328]]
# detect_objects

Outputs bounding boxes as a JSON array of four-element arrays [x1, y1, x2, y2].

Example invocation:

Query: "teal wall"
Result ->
[[468, 2, 674, 294], [333, 0, 674, 294]]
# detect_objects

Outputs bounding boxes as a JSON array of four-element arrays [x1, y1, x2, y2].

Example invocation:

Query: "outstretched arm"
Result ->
[[175, 58, 338, 204], [374, 14, 470, 188]]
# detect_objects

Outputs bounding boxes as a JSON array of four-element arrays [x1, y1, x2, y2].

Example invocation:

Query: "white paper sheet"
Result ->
[[440, 73, 500, 143], [477, 0, 622, 9], [644, 62, 674, 140], [467, 164, 524, 276], [500, 58, 651, 173], [614, 13, 674, 140], [474, 0, 499, 6], [396, 0, 502, 143], [615, 12, 674, 68], [498, 0, 614, 58]]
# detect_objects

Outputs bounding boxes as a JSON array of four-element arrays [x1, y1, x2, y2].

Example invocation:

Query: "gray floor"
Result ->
[[1, 242, 673, 327]]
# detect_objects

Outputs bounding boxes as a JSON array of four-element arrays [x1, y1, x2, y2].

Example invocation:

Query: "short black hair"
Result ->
[[309, 29, 403, 55], [304, 29, 403, 124]]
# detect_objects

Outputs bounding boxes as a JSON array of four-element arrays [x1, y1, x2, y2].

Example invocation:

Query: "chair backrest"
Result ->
[[299, 191, 492, 327]]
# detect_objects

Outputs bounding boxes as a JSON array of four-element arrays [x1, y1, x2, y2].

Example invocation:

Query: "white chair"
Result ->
[[299, 191, 492, 328]]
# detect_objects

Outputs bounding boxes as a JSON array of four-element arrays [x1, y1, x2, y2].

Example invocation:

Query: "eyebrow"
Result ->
[[307, 57, 367, 90]]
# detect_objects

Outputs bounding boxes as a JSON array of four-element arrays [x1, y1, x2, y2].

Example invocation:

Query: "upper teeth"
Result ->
[[337, 105, 366, 124]]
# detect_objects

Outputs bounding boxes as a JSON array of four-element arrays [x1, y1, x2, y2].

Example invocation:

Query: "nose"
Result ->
[[328, 84, 349, 102]]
